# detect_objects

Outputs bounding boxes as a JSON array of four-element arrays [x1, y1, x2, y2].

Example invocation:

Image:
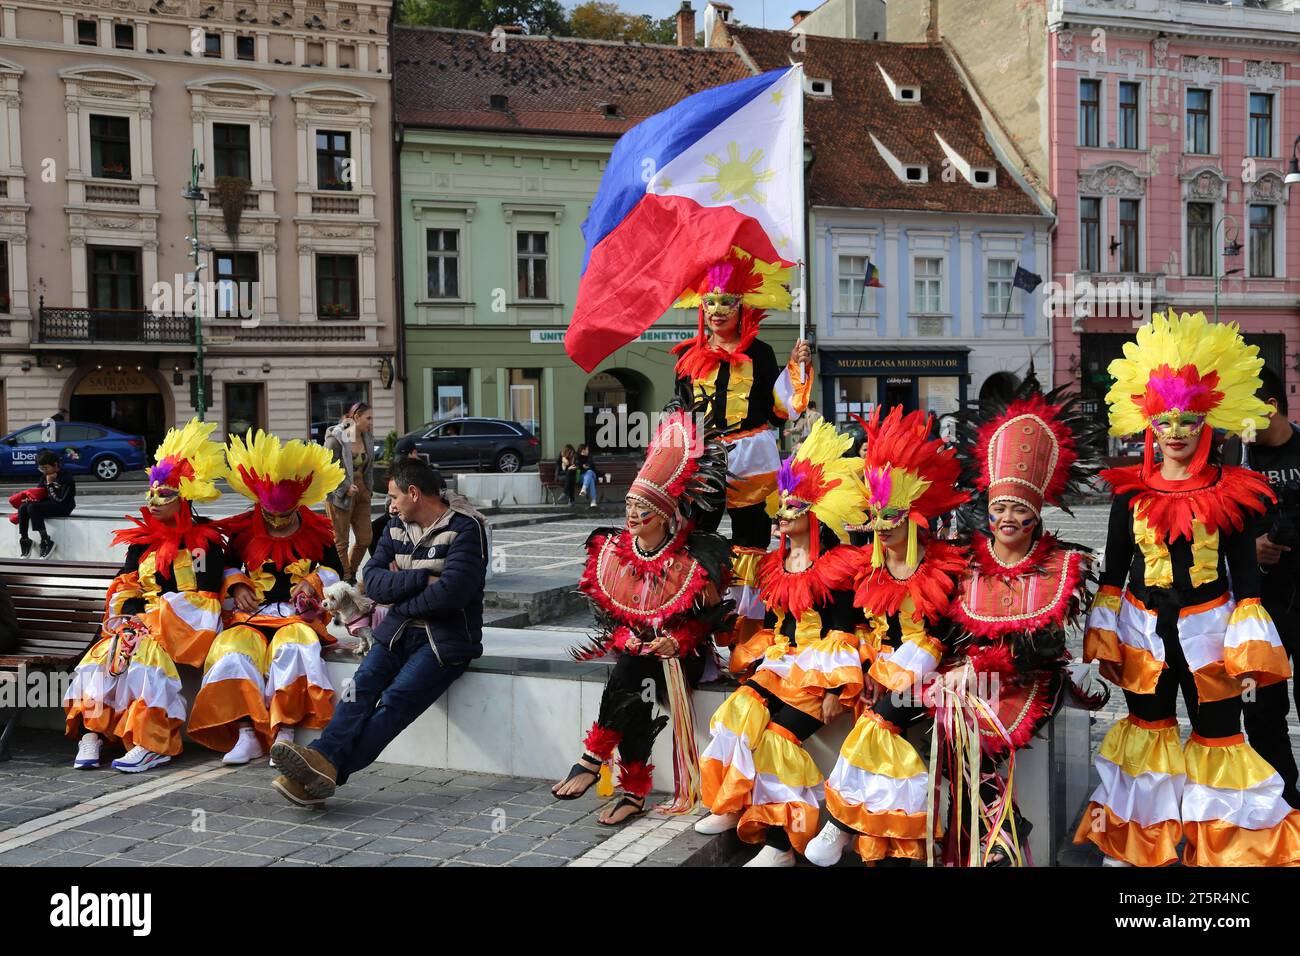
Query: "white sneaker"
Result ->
[[694, 811, 741, 835], [804, 822, 853, 867], [73, 732, 102, 769], [1102, 855, 1133, 867], [222, 726, 265, 766], [744, 845, 796, 867], [111, 746, 171, 774], [268, 727, 294, 767]]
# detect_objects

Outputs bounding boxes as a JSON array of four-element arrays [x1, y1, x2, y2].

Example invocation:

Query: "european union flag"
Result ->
[[1013, 266, 1042, 293]]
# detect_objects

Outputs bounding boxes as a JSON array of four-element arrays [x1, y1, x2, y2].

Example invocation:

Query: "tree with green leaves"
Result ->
[[397, 0, 568, 34]]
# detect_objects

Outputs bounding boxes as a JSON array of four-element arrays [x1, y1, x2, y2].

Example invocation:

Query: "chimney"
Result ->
[[676, 1, 696, 47], [792, 10, 810, 27], [926, 0, 939, 42]]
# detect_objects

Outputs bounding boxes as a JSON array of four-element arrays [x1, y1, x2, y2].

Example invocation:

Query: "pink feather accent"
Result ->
[[705, 262, 735, 293], [865, 466, 893, 509]]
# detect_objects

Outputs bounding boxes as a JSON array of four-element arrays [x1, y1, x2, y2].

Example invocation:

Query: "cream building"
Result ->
[[0, 0, 396, 459]]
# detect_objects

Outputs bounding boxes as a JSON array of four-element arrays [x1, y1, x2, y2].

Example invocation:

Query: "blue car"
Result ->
[[0, 421, 147, 481]]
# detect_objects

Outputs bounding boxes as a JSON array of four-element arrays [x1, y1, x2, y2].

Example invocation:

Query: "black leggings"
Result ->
[[747, 679, 823, 849], [1244, 605, 1300, 807], [595, 651, 706, 765], [18, 499, 73, 539]]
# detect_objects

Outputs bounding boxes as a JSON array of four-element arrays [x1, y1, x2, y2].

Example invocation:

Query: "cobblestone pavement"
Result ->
[[0, 731, 710, 868]]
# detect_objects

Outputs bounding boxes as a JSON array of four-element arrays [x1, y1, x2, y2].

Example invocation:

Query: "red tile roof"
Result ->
[[728, 26, 1044, 217], [394, 26, 752, 136]]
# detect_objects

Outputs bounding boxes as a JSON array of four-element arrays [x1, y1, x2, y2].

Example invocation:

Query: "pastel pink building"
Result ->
[[1046, 1, 1300, 422]]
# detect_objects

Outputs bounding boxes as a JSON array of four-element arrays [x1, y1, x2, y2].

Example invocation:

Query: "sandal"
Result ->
[[597, 793, 647, 827], [552, 755, 602, 800]]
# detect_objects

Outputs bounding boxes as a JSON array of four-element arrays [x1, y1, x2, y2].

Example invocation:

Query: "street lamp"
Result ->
[[1213, 214, 1242, 324], [1285, 134, 1300, 187], [183, 149, 207, 421]]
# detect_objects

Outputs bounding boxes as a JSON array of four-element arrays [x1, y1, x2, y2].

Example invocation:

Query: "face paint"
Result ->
[[1150, 409, 1206, 439], [1020, 515, 1038, 530]]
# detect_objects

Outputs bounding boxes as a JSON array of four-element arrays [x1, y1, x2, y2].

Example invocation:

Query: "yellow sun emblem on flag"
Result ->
[[700, 142, 776, 205]]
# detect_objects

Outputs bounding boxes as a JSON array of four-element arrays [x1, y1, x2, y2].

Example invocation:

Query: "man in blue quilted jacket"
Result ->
[[271, 458, 488, 807]]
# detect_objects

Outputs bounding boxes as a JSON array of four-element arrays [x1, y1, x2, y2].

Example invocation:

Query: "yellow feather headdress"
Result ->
[[1106, 311, 1270, 439], [672, 246, 792, 311], [147, 418, 226, 503], [774, 420, 867, 542], [224, 429, 345, 512]]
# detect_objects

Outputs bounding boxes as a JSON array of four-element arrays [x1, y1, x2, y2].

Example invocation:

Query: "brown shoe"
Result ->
[[272, 774, 326, 808], [270, 741, 337, 798]]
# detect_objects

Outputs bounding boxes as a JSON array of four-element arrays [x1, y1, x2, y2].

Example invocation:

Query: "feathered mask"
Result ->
[[774, 420, 867, 543], [147, 418, 226, 505], [224, 429, 345, 517], [1106, 311, 1270, 476], [859, 406, 967, 568]]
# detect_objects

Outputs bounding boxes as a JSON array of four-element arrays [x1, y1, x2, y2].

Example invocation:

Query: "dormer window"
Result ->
[[599, 102, 619, 119], [871, 133, 929, 186], [971, 168, 996, 188], [934, 132, 997, 189], [904, 165, 928, 183], [877, 63, 921, 104], [806, 77, 832, 98], [489, 94, 508, 110]]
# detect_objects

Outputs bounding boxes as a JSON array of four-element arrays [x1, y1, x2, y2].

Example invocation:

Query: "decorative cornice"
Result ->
[[1079, 161, 1149, 197]]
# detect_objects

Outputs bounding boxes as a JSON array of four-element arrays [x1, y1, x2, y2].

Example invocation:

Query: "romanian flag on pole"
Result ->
[[565, 66, 805, 373]]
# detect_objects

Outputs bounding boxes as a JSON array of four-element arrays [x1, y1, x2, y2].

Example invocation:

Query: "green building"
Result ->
[[394, 27, 801, 460]]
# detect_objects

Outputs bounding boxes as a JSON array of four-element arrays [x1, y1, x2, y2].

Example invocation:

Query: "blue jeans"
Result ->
[[310, 632, 466, 786], [580, 469, 597, 499]]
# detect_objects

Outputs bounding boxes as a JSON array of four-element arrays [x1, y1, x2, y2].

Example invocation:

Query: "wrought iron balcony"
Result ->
[[36, 306, 195, 347]]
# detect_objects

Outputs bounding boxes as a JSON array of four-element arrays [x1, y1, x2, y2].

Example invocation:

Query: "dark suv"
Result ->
[[399, 418, 540, 473]]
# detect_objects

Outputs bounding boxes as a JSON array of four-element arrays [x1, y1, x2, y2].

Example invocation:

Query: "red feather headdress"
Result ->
[[215, 506, 335, 570], [112, 504, 223, 578]]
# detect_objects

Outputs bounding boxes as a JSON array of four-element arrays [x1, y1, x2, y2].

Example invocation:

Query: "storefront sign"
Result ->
[[821, 350, 968, 376], [75, 369, 158, 395], [885, 377, 911, 385], [529, 329, 696, 345]]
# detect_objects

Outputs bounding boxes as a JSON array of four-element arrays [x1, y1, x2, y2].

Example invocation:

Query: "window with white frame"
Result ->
[[1079, 79, 1101, 148], [1118, 82, 1140, 150], [1249, 204, 1275, 278], [1249, 93, 1274, 158], [427, 228, 460, 298], [1187, 202, 1213, 277], [913, 257, 943, 313], [1186, 88, 1211, 154], [1119, 199, 1141, 273], [1080, 197, 1102, 272], [837, 254, 871, 313], [986, 258, 1014, 314], [517, 232, 548, 299]]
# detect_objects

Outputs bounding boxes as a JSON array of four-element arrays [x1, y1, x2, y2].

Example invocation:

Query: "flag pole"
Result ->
[[794, 64, 808, 364]]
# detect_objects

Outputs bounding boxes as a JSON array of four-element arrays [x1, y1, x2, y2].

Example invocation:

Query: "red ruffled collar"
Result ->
[[215, 507, 336, 570], [758, 542, 860, 620], [1101, 463, 1273, 542], [854, 539, 965, 625], [112, 505, 223, 578], [971, 534, 1060, 579], [580, 528, 707, 629], [671, 306, 763, 381]]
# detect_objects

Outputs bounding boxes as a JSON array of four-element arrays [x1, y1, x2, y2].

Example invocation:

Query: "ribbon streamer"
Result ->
[[656, 655, 701, 814]]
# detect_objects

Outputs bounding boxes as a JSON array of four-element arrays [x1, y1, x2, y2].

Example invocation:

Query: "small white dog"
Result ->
[[322, 580, 386, 657]]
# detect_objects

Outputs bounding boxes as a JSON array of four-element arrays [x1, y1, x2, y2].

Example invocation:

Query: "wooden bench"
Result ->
[[537, 460, 565, 505], [589, 458, 641, 504], [0, 560, 118, 760]]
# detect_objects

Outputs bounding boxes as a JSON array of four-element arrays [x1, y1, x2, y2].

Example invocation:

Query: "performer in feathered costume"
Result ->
[[63, 419, 227, 773], [672, 247, 813, 650], [1075, 312, 1300, 866], [551, 406, 730, 825], [695, 420, 866, 866], [940, 373, 1103, 866], [803, 406, 969, 866], [188, 430, 345, 765]]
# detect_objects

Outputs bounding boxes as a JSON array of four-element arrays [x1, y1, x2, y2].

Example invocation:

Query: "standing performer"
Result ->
[[63, 419, 227, 772], [1075, 312, 1300, 866], [939, 379, 1101, 865], [695, 420, 866, 866], [671, 247, 812, 649], [552, 408, 730, 825], [188, 430, 345, 765], [803, 406, 969, 866]]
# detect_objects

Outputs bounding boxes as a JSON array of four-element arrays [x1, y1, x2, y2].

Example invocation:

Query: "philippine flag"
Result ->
[[565, 66, 804, 373]]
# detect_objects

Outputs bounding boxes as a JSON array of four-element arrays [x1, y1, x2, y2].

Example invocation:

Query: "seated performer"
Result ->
[[695, 420, 867, 866], [63, 419, 227, 772], [940, 379, 1101, 865], [671, 247, 812, 649], [187, 430, 344, 765], [270, 459, 489, 807], [803, 406, 969, 866], [1075, 312, 1300, 866], [552, 408, 730, 825]]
